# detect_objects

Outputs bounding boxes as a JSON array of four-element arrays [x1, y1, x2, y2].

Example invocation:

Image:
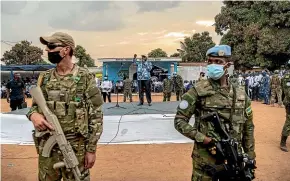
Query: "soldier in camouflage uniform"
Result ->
[[280, 61, 290, 152], [26, 32, 103, 181], [174, 45, 256, 180], [270, 70, 283, 107], [172, 72, 183, 101], [163, 75, 172, 102], [123, 75, 133, 102]]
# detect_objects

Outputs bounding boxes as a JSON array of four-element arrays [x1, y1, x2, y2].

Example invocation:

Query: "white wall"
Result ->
[[176, 64, 234, 81]]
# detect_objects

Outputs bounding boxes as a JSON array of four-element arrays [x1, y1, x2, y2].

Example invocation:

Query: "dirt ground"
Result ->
[[1, 98, 290, 181]]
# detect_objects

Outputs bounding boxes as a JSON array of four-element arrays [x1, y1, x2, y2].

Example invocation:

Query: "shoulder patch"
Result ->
[[179, 100, 189, 110]]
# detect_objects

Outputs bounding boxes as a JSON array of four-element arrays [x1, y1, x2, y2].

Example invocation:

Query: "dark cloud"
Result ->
[[1, 1, 27, 15], [136, 1, 181, 13], [37, 1, 125, 31]]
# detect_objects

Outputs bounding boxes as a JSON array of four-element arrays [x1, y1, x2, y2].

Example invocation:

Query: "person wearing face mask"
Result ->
[[26, 32, 104, 181], [101, 76, 112, 102], [6, 73, 25, 111], [174, 45, 256, 180]]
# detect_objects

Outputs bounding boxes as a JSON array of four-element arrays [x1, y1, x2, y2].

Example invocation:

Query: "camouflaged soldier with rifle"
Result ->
[[280, 60, 290, 152], [26, 32, 103, 181], [171, 72, 183, 101], [174, 45, 256, 181], [163, 74, 172, 102]]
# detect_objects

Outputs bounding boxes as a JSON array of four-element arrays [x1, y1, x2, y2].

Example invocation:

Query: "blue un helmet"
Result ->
[[206, 45, 231, 57]]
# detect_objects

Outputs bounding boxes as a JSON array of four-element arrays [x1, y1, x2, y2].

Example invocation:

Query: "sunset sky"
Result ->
[[1, 1, 223, 65]]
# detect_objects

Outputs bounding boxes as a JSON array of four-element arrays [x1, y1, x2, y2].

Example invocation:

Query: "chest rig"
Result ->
[[194, 80, 247, 143], [40, 67, 89, 138]]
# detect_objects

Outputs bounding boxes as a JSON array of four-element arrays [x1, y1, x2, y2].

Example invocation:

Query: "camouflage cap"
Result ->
[[40, 32, 75, 50]]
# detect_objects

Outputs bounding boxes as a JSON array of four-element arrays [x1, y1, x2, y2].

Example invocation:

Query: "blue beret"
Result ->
[[206, 45, 231, 57]]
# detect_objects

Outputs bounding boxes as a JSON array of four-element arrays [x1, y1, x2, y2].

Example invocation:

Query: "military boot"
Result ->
[[280, 136, 288, 152]]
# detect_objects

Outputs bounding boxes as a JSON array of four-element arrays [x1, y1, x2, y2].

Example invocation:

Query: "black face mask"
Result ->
[[48, 51, 63, 64]]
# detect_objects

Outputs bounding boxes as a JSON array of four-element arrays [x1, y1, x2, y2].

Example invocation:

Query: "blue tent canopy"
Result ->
[[1, 65, 56, 71]]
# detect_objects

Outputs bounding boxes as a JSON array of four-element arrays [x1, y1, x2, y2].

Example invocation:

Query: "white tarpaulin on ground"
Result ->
[[0, 113, 194, 145]]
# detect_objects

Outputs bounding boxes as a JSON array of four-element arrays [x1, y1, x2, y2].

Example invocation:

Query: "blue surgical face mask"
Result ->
[[207, 64, 225, 80]]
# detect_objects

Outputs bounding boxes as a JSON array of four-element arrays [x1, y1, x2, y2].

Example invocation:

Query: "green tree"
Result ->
[[170, 52, 180, 57], [177, 31, 215, 62], [74, 45, 95, 67], [148, 48, 168, 58], [215, 1, 290, 69], [1, 40, 44, 65]]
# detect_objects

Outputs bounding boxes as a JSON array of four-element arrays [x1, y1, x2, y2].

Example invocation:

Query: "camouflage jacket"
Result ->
[[171, 74, 183, 91], [282, 72, 290, 105], [123, 79, 132, 90], [270, 74, 281, 89], [163, 78, 172, 92], [174, 79, 256, 163], [27, 65, 103, 153]]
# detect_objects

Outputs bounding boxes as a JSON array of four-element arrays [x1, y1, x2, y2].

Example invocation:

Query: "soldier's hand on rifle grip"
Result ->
[[30, 112, 54, 131], [203, 136, 212, 145]]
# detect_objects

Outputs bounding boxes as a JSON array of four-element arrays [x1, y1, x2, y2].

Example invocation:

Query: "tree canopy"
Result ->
[[74, 45, 95, 67], [1, 40, 45, 65], [148, 48, 168, 58], [170, 52, 180, 57], [177, 31, 215, 62], [215, 1, 290, 69]]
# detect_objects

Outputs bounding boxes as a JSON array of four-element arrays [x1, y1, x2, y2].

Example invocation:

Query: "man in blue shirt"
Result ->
[[133, 55, 153, 106], [6, 73, 25, 111]]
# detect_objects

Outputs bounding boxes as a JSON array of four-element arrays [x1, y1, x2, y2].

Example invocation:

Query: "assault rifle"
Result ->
[[200, 112, 256, 181], [30, 86, 83, 181]]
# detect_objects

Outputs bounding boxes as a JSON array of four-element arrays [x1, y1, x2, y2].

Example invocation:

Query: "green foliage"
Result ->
[[1, 40, 44, 65], [74, 45, 95, 67], [177, 31, 215, 62], [148, 48, 168, 58], [170, 52, 180, 57], [215, 1, 290, 69]]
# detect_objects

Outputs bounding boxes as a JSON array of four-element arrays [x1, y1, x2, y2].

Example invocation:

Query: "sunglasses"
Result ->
[[47, 43, 65, 50]]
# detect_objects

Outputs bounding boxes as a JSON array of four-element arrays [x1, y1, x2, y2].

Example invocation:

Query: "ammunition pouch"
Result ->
[[32, 130, 47, 155], [32, 130, 40, 154]]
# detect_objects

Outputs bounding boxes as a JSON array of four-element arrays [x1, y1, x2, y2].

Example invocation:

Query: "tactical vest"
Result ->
[[194, 80, 247, 147], [38, 66, 90, 138], [123, 79, 132, 90], [271, 75, 281, 89]]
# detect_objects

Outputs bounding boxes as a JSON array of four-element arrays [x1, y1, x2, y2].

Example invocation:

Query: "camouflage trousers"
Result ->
[[123, 89, 132, 102], [37, 139, 90, 181], [282, 106, 290, 137], [163, 92, 171, 102], [270, 88, 282, 106], [175, 90, 183, 101]]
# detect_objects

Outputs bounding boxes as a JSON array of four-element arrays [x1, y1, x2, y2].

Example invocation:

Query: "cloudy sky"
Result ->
[[1, 1, 223, 65]]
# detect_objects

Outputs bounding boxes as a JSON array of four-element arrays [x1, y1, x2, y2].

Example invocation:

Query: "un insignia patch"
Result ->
[[179, 100, 189, 110]]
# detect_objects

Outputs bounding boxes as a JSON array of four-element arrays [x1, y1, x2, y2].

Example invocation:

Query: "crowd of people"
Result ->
[[230, 68, 288, 106]]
